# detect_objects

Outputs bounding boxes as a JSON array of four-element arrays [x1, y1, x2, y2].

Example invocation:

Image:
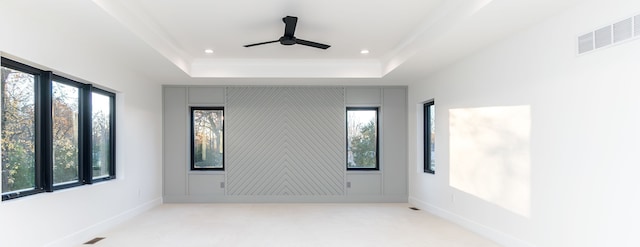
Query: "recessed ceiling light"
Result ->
[[360, 49, 370, 54], [204, 49, 214, 54]]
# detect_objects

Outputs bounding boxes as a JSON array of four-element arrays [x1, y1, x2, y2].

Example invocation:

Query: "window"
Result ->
[[52, 78, 81, 186], [1, 57, 116, 200], [424, 101, 435, 174], [91, 89, 115, 179], [191, 107, 224, 170], [346, 107, 378, 170], [1, 64, 37, 196]]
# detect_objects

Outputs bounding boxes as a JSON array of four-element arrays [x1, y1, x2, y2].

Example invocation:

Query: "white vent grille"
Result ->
[[594, 26, 612, 49], [635, 15, 640, 36], [613, 18, 633, 43], [578, 33, 594, 54], [578, 13, 640, 55]]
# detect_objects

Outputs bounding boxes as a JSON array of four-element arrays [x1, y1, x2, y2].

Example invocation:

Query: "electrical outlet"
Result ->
[[346, 182, 351, 188], [220, 182, 225, 189]]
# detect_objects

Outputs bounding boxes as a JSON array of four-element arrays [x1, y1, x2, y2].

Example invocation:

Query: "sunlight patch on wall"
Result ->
[[449, 105, 531, 217]]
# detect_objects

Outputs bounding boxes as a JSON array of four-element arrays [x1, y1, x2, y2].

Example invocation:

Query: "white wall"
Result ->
[[408, 0, 640, 246], [0, 1, 163, 246]]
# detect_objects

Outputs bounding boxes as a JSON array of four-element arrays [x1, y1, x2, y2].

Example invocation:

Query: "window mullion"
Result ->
[[80, 84, 93, 183], [38, 71, 54, 192]]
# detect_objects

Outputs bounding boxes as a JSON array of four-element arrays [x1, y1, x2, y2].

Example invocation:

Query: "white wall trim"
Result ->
[[409, 197, 536, 247], [164, 195, 407, 203], [45, 197, 162, 247]]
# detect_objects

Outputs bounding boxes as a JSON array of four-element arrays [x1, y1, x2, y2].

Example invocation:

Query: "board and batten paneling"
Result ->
[[163, 87, 187, 196], [382, 88, 408, 196], [225, 87, 345, 196]]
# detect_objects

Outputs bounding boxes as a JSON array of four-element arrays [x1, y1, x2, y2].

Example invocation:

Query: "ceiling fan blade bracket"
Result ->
[[283, 16, 298, 37]]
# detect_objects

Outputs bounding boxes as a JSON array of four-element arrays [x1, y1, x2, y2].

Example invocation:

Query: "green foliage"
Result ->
[[52, 82, 79, 184], [2, 142, 35, 192], [2, 68, 113, 191], [349, 120, 376, 168], [92, 110, 110, 177], [53, 138, 78, 184], [2, 67, 36, 192]]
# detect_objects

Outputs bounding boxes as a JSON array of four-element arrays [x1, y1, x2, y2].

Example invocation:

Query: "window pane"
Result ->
[[192, 108, 224, 169], [1, 67, 36, 193], [347, 108, 378, 169], [52, 81, 79, 185], [92, 92, 111, 178], [424, 102, 435, 173], [429, 104, 435, 170]]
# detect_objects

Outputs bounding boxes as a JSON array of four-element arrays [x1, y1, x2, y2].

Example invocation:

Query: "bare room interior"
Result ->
[[1, 0, 639, 246]]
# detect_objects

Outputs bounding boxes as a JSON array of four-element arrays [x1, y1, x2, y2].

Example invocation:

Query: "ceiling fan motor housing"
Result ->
[[280, 36, 297, 45]]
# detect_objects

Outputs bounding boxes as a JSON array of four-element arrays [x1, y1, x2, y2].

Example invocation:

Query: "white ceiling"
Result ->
[[5, 0, 585, 85]]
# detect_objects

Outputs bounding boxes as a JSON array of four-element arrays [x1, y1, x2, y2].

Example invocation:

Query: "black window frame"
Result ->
[[50, 75, 85, 190], [89, 87, 116, 183], [1, 57, 46, 198], [190, 106, 225, 171], [1, 57, 116, 201], [346, 107, 379, 171], [423, 100, 435, 174]]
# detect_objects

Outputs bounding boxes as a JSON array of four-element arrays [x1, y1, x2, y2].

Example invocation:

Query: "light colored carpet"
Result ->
[[81, 203, 502, 247]]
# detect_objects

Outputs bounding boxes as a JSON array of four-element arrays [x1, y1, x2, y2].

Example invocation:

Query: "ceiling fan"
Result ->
[[244, 16, 331, 50]]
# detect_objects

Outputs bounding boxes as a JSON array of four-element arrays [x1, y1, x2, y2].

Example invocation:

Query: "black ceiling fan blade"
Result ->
[[296, 38, 331, 49], [283, 16, 298, 37], [244, 40, 279, 47]]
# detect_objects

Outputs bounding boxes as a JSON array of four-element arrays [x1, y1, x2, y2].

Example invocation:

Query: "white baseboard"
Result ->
[[45, 197, 162, 247], [163, 195, 408, 203], [409, 197, 535, 247]]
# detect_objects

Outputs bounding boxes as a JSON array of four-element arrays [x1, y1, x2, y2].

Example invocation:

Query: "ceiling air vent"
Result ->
[[577, 13, 640, 55]]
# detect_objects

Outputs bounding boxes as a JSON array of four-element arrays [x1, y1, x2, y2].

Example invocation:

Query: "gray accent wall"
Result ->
[[163, 86, 407, 203], [226, 87, 345, 196]]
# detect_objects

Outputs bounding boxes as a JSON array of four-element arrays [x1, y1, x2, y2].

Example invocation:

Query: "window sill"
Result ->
[[188, 170, 225, 175], [346, 170, 382, 174]]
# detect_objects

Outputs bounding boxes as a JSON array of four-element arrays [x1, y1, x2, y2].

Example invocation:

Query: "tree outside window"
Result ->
[[191, 107, 224, 170], [1, 66, 36, 193], [347, 108, 378, 170], [2, 57, 116, 200]]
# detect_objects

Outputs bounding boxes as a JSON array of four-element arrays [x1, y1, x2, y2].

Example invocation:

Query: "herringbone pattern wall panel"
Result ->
[[226, 87, 345, 196]]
